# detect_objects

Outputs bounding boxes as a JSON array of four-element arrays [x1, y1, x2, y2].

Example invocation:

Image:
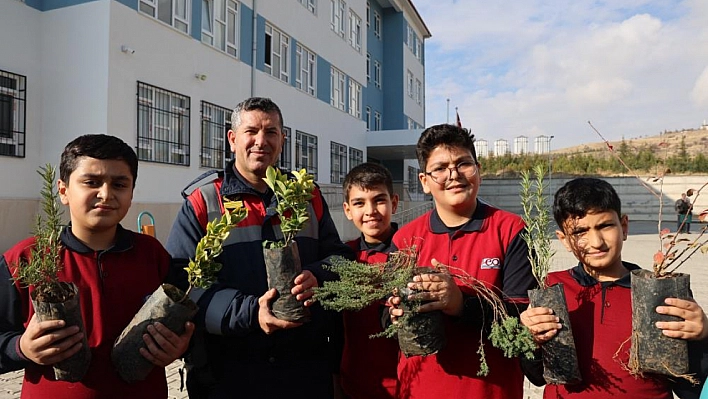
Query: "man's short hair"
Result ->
[[416, 124, 477, 170], [60, 134, 138, 186], [553, 177, 622, 228], [342, 162, 394, 202], [231, 97, 284, 131]]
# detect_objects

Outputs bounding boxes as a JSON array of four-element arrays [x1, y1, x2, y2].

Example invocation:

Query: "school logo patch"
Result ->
[[480, 257, 501, 269]]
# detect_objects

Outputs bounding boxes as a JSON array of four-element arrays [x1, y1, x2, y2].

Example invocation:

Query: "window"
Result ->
[[407, 26, 414, 51], [330, 66, 346, 111], [374, 110, 381, 130], [407, 117, 415, 130], [348, 79, 361, 118], [279, 126, 292, 170], [348, 10, 362, 52], [349, 147, 363, 169], [366, 53, 370, 82], [415, 38, 422, 61], [298, 0, 316, 13], [415, 79, 422, 104], [202, 0, 238, 57], [373, 60, 381, 89], [137, 82, 190, 166], [139, 0, 189, 33], [0, 69, 26, 158], [366, 1, 370, 26], [295, 44, 316, 96], [330, 141, 347, 184], [407, 26, 421, 60], [200, 101, 231, 168], [330, 0, 346, 38], [296, 131, 318, 179], [373, 11, 381, 39], [365, 106, 371, 130], [264, 23, 289, 83], [407, 70, 413, 98]]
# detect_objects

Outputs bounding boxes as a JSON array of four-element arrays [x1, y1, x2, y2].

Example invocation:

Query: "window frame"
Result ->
[[330, 141, 347, 184], [296, 130, 318, 179], [373, 59, 381, 89], [295, 43, 317, 96], [374, 110, 381, 130], [298, 0, 316, 14], [279, 126, 292, 170], [0, 69, 26, 158], [264, 23, 290, 83], [349, 147, 363, 169], [330, 66, 346, 111], [348, 78, 361, 118], [201, 0, 239, 57], [139, 0, 190, 33], [373, 10, 381, 39], [137, 81, 191, 166], [348, 9, 362, 52], [199, 101, 231, 168]]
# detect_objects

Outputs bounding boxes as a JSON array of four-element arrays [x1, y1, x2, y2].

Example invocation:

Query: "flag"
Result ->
[[456, 111, 462, 128]]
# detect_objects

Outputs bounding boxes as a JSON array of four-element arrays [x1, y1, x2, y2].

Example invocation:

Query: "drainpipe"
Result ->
[[251, 0, 257, 97]]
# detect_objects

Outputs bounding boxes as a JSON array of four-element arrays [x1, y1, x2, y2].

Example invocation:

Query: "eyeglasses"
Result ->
[[425, 161, 478, 184]]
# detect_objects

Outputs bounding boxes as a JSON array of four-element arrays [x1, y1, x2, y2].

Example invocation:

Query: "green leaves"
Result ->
[[185, 198, 247, 291], [520, 165, 555, 289], [262, 166, 315, 248], [14, 164, 65, 297]]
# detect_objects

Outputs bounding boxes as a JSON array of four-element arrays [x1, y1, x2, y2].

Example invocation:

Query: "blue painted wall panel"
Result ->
[[317, 56, 330, 104]]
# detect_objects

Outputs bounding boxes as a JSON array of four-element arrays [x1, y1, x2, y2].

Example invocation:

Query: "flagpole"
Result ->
[[446, 98, 450, 123]]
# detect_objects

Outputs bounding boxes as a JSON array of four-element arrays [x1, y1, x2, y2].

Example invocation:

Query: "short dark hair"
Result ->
[[416, 124, 477, 170], [342, 162, 394, 202], [231, 97, 284, 131], [60, 134, 138, 186], [553, 177, 622, 228]]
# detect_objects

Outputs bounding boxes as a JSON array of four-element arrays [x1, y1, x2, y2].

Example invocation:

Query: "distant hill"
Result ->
[[556, 126, 708, 158]]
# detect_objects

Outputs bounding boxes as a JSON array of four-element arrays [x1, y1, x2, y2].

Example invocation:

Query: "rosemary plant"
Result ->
[[520, 164, 556, 289]]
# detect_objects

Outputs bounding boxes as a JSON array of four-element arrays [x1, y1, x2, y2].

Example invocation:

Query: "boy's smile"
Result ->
[[343, 184, 398, 244], [58, 157, 134, 248], [557, 210, 629, 281]]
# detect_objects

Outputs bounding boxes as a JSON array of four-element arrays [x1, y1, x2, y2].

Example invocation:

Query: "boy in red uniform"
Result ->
[[521, 177, 708, 398], [0, 134, 193, 398], [388, 124, 536, 399], [340, 162, 400, 399]]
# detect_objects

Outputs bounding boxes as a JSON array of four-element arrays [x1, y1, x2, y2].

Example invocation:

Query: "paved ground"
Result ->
[[0, 221, 705, 398]]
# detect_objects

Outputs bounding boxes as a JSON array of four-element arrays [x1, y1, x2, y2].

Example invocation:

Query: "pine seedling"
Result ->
[[14, 164, 69, 302], [520, 164, 556, 289]]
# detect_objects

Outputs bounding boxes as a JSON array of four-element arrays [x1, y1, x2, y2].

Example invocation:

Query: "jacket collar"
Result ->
[[429, 200, 487, 234], [60, 224, 134, 254], [569, 261, 641, 288], [354, 223, 399, 253]]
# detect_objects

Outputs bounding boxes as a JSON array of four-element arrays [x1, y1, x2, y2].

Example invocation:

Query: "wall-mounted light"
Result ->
[[121, 45, 135, 54], [194, 73, 207, 81]]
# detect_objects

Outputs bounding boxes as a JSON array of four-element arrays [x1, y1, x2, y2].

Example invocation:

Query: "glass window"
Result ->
[[349, 147, 363, 169], [279, 126, 292, 170], [264, 23, 290, 83], [296, 130, 318, 179], [202, 0, 239, 57], [137, 82, 190, 166], [348, 10, 362, 52], [298, 0, 316, 14], [296, 44, 316, 96], [0, 69, 26, 158], [348, 79, 361, 118], [330, 67, 346, 111], [373, 10, 381, 39], [330, 141, 347, 184], [200, 101, 231, 168], [139, 0, 190, 33]]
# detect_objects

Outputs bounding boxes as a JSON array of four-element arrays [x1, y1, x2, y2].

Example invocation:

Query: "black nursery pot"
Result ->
[[31, 282, 92, 382], [112, 284, 198, 383], [396, 268, 446, 358], [528, 283, 582, 385], [630, 269, 690, 376], [264, 241, 311, 323]]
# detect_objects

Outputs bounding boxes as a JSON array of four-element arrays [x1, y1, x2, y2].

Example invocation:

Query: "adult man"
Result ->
[[166, 97, 351, 399], [675, 192, 692, 233]]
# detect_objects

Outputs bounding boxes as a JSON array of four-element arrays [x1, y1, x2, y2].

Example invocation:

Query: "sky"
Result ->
[[414, 0, 708, 151]]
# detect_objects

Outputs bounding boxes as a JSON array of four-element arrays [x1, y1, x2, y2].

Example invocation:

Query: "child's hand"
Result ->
[[292, 270, 318, 307], [655, 298, 708, 341], [19, 313, 84, 366], [387, 291, 403, 323], [520, 307, 561, 345], [405, 259, 463, 316], [140, 321, 195, 367]]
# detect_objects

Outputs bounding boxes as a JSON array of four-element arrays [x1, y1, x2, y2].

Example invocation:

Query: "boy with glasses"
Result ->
[[388, 124, 536, 399]]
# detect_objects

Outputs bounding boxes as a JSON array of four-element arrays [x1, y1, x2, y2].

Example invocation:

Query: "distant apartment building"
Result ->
[[513, 135, 528, 155], [494, 139, 509, 156], [0, 0, 430, 250], [534, 135, 553, 154], [474, 139, 489, 158]]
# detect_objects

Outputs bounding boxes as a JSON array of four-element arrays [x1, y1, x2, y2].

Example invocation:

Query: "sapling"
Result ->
[[262, 166, 315, 248], [520, 164, 556, 289]]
